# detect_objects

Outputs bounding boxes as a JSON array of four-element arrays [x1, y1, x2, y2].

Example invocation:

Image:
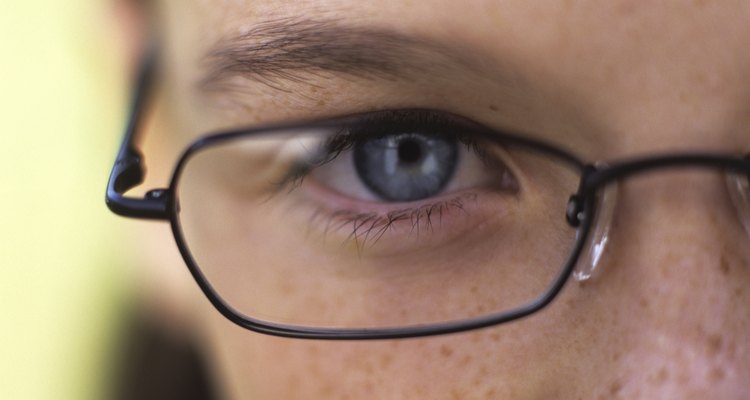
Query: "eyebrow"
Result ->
[[199, 17, 521, 92]]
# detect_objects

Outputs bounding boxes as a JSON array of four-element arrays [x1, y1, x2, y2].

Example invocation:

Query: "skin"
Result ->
[[127, 0, 750, 398]]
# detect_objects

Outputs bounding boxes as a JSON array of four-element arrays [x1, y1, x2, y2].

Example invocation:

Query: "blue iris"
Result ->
[[353, 133, 459, 202]]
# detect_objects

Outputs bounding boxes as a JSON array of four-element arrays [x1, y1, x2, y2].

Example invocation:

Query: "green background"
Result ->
[[0, 1, 131, 399]]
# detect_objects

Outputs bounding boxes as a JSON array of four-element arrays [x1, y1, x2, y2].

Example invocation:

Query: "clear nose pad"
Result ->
[[573, 182, 619, 282], [726, 171, 750, 238]]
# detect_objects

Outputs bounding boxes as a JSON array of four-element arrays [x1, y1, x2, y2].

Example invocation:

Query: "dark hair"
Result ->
[[109, 310, 220, 400]]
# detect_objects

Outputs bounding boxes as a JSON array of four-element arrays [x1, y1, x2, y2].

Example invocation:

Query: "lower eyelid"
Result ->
[[284, 185, 519, 256]]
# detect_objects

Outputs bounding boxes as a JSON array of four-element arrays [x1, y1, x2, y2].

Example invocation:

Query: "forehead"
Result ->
[[158, 0, 750, 155], [176, 0, 750, 61]]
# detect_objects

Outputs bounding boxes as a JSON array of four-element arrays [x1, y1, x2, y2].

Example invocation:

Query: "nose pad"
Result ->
[[726, 170, 750, 238], [573, 182, 619, 282]]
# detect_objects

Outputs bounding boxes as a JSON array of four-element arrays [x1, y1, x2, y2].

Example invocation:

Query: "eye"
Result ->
[[304, 111, 516, 206]]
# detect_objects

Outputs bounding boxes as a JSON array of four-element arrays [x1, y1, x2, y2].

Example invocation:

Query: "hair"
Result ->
[[109, 310, 220, 400]]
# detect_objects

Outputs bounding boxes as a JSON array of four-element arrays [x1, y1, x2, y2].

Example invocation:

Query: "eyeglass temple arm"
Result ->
[[105, 50, 170, 220]]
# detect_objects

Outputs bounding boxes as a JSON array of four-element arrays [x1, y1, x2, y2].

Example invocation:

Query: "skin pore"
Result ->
[[132, 1, 750, 398]]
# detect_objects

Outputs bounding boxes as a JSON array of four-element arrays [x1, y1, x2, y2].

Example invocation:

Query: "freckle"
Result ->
[[565, 297, 575, 308], [612, 351, 621, 362], [305, 344, 320, 355], [380, 353, 393, 368], [485, 388, 497, 398], [709, 366, 726, 382], [719, 254, 730, 275], [490, 332, 501, 342], [706, 334, 722, 356], [654, 367, 669, 385], [440, 345, 454, 358], [609, 380, 622, 395], [319, 384, 335, 397], [363, 381, 375, 394], [639, 297, 649, 309], [361, 361, 374, 374], [488, 104, 499, 112], [459, 355, 473, 367], [306, 361, 322, 376]]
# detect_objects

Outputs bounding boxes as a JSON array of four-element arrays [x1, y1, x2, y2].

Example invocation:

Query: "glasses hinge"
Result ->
[[106, 188, 171, 220]]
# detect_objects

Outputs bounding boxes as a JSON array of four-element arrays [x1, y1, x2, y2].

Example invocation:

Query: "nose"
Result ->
[[588, 170, 750, 399]]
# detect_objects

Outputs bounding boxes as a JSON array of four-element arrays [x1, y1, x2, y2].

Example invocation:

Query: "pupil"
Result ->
[[398, 139, 422, 164], [353, 133, 458, 202]]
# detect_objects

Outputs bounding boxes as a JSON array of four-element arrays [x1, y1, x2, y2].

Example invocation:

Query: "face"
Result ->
[[136, 1, 750, 398]]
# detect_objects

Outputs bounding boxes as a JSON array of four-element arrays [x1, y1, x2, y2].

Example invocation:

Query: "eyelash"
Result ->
[[305, 193, 478, 251]]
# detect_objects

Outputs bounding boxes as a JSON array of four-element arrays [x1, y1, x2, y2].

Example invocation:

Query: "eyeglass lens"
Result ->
[[171, 123, 584, 330]]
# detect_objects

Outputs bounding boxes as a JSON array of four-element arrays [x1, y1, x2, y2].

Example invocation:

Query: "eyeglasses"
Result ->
[[107, 54, 750, 340]]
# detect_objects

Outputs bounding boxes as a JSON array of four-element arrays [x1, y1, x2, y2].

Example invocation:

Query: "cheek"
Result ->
[[199, 295, 596, 400]]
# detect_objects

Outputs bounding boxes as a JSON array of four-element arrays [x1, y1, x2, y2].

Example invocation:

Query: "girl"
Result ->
[[108, 1, 750, 398]]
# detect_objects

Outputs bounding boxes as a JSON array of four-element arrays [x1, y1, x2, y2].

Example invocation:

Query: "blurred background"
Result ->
[[0, 1, 134, 398]]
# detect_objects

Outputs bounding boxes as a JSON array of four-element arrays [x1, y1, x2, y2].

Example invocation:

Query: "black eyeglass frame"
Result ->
[[107, 53, 750, 340]]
